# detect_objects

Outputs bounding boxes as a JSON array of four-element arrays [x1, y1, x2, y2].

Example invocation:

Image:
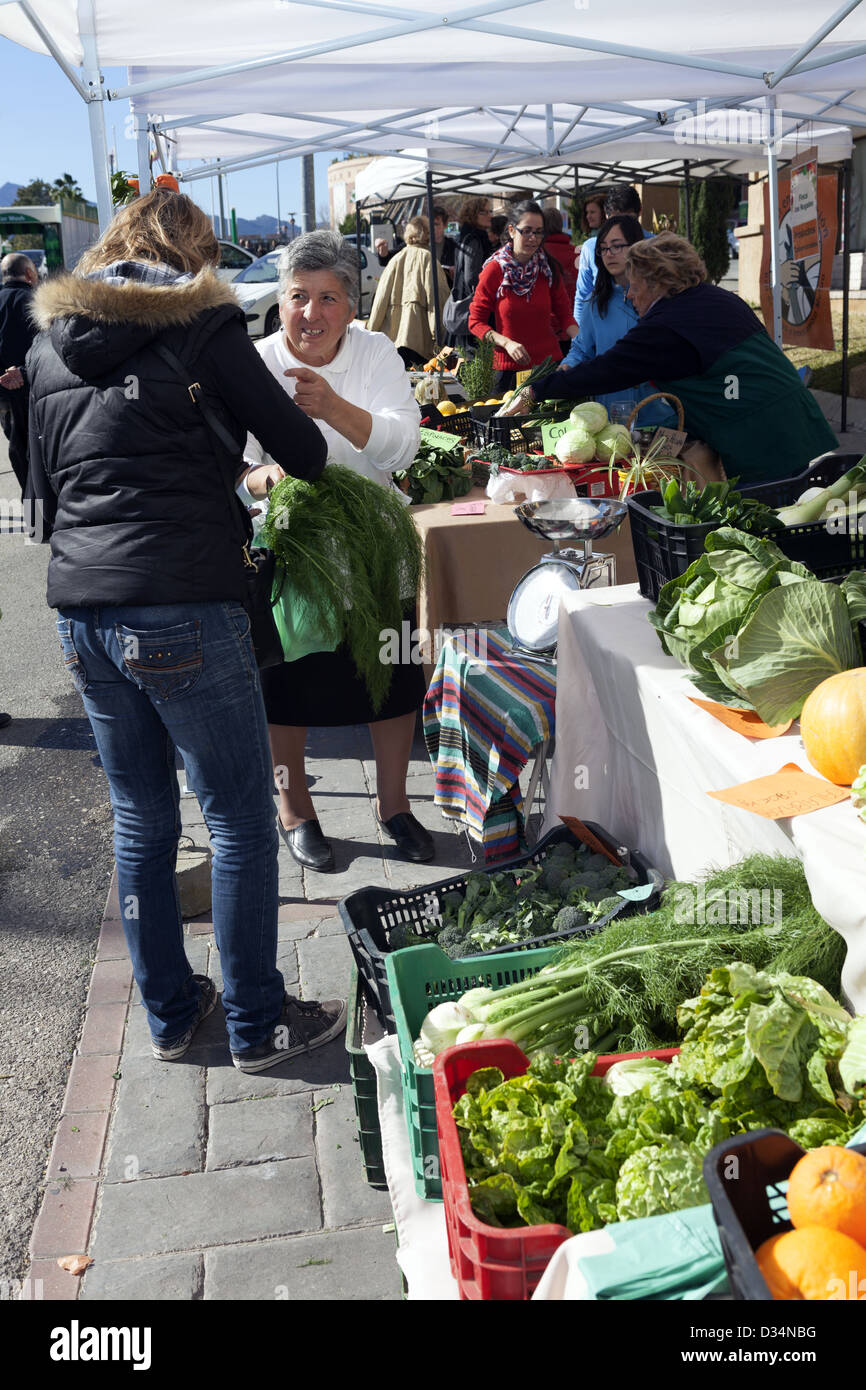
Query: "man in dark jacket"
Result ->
[[0, 252, 39, 496]]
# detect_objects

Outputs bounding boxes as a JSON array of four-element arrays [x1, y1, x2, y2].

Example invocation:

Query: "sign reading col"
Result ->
[[760, 154, 837, 350]]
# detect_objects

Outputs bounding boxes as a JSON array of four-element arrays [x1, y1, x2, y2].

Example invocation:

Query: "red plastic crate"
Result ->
[[433, 1039, 680, 1301]]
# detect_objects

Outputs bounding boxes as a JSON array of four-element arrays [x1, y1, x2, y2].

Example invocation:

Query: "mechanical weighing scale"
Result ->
[[505, 497, 628, 662]]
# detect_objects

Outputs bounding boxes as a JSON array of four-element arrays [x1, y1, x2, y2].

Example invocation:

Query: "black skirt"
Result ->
[[261, 607, 426, 727]]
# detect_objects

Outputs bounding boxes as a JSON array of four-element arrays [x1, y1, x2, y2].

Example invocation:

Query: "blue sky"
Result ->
[[0, 38, 339, 227]]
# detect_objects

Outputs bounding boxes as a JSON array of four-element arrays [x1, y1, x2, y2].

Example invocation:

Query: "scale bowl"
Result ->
[[514, 497, 628, 543]]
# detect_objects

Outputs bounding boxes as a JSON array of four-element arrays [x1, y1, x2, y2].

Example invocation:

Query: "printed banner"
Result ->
[[760, 166, 837, 350]]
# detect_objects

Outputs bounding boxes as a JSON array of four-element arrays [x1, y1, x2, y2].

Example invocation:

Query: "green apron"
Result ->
[[655, 333, 838, 485]]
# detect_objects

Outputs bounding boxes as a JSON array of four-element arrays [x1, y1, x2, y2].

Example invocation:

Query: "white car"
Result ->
[[233, 245, 385, 338], [215, 239, 257, 283]]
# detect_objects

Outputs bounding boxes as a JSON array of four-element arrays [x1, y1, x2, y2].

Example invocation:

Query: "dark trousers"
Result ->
[[0, 387, 29, 496]]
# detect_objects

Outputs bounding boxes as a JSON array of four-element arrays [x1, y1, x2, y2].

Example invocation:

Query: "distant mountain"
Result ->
[[0, 181, 21, 204]]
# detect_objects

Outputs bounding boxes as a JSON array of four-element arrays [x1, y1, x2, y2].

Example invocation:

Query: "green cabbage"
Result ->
[[649, 528, 861, 719], [570, 400, 609, 434], [594, 422, 633, 464], [554, 424, 596, 465]]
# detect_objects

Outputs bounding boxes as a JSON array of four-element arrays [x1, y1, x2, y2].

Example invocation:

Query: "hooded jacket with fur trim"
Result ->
[[25, 267, 327, 608]]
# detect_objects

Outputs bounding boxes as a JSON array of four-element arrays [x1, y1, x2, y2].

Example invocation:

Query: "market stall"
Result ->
[[542, 582, 866, 1013]]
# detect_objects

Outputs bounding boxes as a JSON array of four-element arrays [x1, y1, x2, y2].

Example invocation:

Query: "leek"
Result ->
[[776, 456, 866, 527]]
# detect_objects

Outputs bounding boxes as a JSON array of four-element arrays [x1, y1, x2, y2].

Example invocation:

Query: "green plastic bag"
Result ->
[[270, 566, 340, 665]]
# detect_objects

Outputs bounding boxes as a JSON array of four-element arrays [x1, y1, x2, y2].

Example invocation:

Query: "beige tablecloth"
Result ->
[[544, 584, 866, 1012], [411, 486, 638, 650]]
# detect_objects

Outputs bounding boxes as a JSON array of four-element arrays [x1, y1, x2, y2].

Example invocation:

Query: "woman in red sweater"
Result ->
[[468, 199, 577, 391]]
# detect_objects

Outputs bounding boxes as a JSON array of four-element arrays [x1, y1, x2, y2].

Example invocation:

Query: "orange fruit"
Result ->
[[786, 1145, 866, 1246], [756, 1226, 866, 1300]]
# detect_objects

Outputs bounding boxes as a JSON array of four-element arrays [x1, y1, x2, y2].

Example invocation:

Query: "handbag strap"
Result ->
[[151, 340, 254, 563]]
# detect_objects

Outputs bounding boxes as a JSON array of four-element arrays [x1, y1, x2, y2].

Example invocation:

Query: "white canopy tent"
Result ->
[[1, 0, 864, 371], [4, 0, 866, 225]]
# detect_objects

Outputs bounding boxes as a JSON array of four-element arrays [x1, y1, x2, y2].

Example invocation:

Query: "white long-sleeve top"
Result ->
[[239, 322, 419, 503]]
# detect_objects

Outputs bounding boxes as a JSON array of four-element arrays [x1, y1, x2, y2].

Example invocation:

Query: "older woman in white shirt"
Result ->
[[239, 231, 432, 874]]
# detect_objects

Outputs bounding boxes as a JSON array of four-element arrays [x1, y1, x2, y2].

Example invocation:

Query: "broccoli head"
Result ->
[[437, 922, 471, 956], [543, 862, 569, 894], [587, 895, 623, 921], [551, 905, 588, 935]]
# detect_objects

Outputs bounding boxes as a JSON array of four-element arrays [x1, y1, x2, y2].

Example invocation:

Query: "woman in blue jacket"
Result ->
[[561, 216, 673, 428]]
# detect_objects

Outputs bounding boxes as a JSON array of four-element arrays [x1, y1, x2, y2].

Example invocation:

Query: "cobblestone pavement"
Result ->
[[25, 720, 496, 1302]]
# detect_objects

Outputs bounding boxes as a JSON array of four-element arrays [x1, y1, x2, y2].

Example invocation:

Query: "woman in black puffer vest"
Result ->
[[25, 189, 347, 1074]]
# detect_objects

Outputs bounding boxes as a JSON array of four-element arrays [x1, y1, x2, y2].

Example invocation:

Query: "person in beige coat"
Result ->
[[365, 216, 450, 366]]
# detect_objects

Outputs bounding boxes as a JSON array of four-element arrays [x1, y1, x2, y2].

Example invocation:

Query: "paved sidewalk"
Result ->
[[24, 720, 506, 1302]]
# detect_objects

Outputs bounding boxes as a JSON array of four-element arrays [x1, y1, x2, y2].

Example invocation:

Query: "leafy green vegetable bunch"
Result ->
[[467, 442, 556, 474], [414, 855, 846, 1062], [452, 961, 866, 1235], [262, 464, 424, 713], [650, 477, 783, 534], [393, 437, 473, 505], [457, 336, 495, 402], [418, 840, 632, 959], [649, 527, 866, 724]]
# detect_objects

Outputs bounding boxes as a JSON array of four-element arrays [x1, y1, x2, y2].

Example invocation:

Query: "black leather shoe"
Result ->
[[277, 817, 335, 872], [378, 811, 435, 863], [0, 713, 11, 729]]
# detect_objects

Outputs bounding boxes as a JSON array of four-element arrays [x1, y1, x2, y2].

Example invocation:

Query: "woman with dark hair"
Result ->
[[24, 188, 346, 1074], [467, 199, 577, 391], [559, 215, 673, 426]]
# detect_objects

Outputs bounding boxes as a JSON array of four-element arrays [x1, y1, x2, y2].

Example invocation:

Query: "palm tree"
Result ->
[[51, 173, 84, 203]]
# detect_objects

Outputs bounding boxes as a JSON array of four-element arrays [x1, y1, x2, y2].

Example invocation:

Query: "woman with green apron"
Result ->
[[503, 232, 836, 484]]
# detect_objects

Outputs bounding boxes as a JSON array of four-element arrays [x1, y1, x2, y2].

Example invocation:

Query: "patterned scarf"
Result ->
[[85, 260, 196, 288], [493, 243, 552, 299]]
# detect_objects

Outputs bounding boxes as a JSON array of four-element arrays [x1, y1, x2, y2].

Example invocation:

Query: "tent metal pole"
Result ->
[[545, 105, 555, 157], [766, 103, 783, 348], [302, 155, 316, 233], [78, 0, 113, 231], [217, 165, 227, 239], [276, 162, 281, 238], [683, 160, 691, 239], [425, 168, 442, 346], [355, 205, 363, 311], [842, 158, 852, 434], [135, 116, 151, 192]]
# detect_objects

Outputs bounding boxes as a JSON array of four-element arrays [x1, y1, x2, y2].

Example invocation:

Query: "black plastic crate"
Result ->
[[627, 453, 865, 603], [346, 968, 389, 1190], [338, 822, 664, 1029], [704, 1129, 866, 1300], [468, 402, 534, 454], [420, 401, 473, 438]]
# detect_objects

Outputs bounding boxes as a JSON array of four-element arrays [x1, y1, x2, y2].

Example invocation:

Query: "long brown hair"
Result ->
[[77, 188, 219, 276]]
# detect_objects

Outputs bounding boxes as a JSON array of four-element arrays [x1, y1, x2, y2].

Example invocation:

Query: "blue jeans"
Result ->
[[56, 601, 283, 1053]]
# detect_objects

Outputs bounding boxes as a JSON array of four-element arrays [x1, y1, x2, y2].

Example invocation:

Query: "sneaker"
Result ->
[[151, 975, 218, 1061], [231, 993, 348, 1073]]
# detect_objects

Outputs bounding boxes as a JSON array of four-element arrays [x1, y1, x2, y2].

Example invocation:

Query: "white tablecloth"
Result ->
[[544, 584, 866, 1012]]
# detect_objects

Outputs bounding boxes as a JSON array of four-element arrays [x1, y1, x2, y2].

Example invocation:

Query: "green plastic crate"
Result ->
[[346, 968, 388, 1190], [385, 941, 556, 1201]]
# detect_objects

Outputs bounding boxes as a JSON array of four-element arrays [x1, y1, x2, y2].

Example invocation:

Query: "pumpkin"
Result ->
[[800, 667, 866, 785]]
